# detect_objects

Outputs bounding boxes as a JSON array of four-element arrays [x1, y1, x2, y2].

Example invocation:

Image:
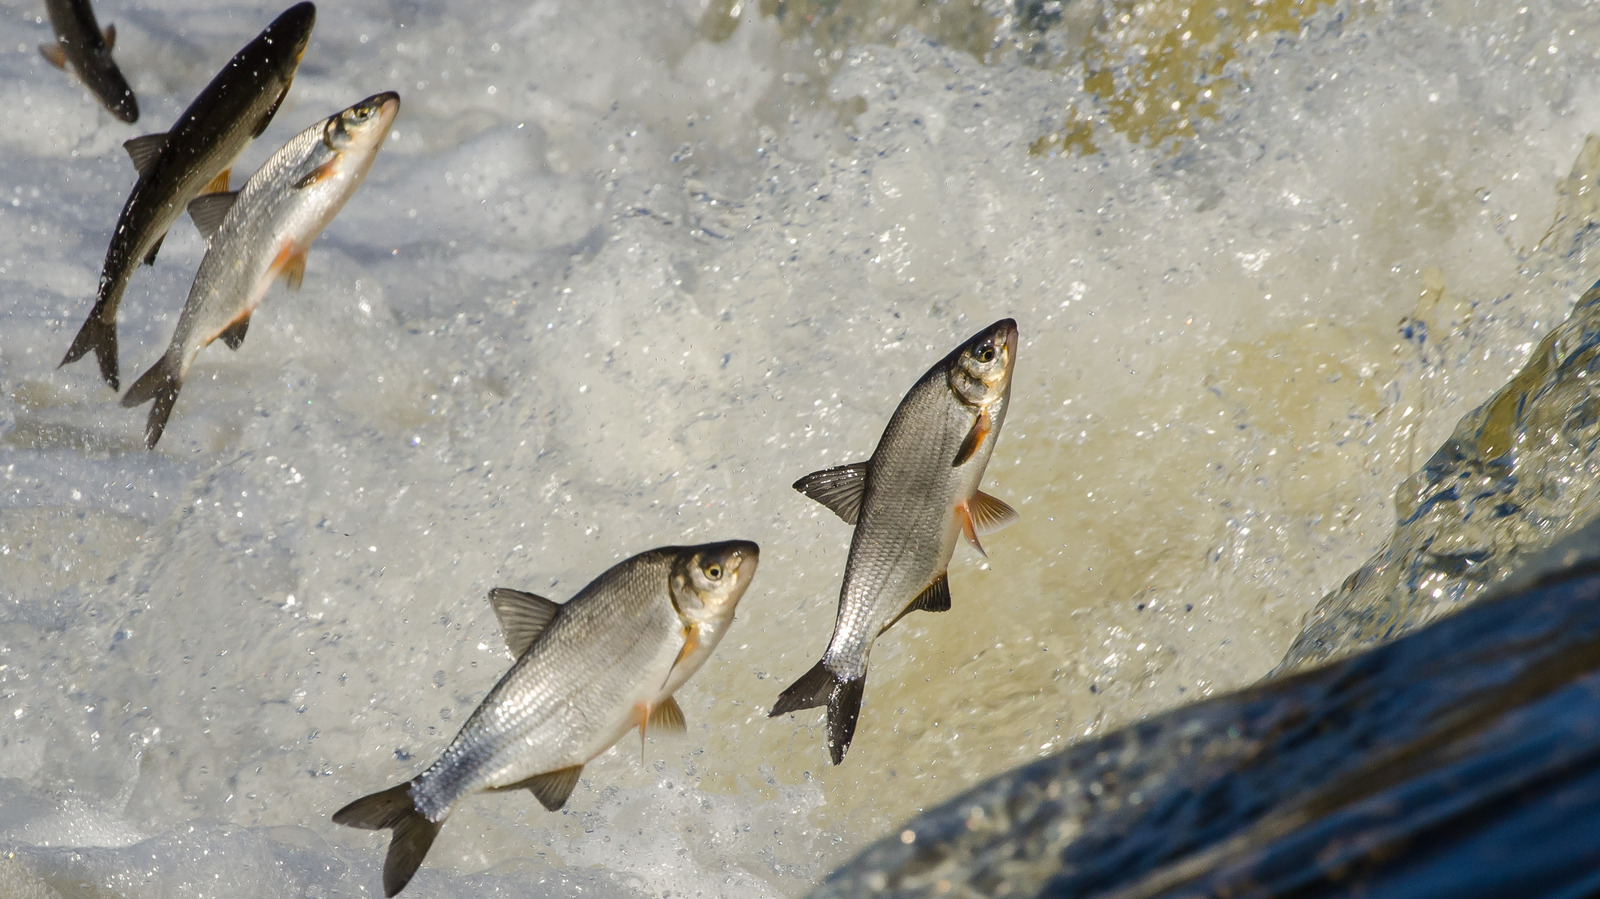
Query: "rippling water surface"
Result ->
[[5, 0, 1600, 895]]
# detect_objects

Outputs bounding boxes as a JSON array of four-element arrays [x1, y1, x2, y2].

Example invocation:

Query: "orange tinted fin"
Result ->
[[272, 244, 308, 290], [202, 168, 231, 195], [102, 24, 116, 49], [294, 160, 337, 189], [952, 409, 992, 467], [958, 501, 986, 556], [39, 43, 67, 69]]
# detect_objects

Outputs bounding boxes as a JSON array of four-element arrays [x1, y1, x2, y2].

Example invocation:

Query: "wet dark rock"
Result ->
[[812, 526, 1600, 897]]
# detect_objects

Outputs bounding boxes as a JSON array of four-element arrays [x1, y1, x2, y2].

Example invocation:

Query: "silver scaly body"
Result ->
[[122, 91, 399, 448], [335, 540, 758, 897], [772, 319, 1019, 764]]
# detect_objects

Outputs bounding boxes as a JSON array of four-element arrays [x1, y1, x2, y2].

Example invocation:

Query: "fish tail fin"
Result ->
[[60, 307, 121, 391], [770, 660, 867, 765], [333, 782, 441, 898], [826, 673, 867, 765], [770, 659, 834, 716], [121, 354, 183, 449]]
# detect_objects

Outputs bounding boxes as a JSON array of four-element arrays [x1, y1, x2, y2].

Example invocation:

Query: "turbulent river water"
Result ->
[[5, 0, 1600, 895]]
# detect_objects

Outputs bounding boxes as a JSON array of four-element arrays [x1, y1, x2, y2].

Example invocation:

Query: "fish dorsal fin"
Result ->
[[968, 491, 1019, 535], [123, 133, 167, 176], [649, 696, 687, 734], [218, 314, 250, 350], [521, 765, 583, 812], [102, 24, 116, 49], [881, 572, 950, 634], [487, 587, 560, 657], [952, 409, 993, 467], [39, 43, 67, 69], [187, 191, 238, 241], [141, 233, 164, 267], [792, 461, 870, 524]]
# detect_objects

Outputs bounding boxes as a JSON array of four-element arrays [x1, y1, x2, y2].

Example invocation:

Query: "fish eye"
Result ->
[[703, 563, 723, 580], [974, 343, 996, 364]]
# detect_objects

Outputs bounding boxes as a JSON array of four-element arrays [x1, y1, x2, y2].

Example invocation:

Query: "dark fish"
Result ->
[[59, 1, 315, 390], [122, 92, 400, 448], [771, 319, 1020, 764], [335, 541, 760, 897], [39, 0, 138, 122]]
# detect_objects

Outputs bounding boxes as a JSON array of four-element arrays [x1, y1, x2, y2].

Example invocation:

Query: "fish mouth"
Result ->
[[273, 2, 318, 63]]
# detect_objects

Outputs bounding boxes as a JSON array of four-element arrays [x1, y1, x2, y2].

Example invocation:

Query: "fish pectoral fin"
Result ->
[[202, 168, 232, 196], [881, 572, 952, 634], [102, 24, 116, 49], [293, 160, 339, 190], [792, 461, 870, 524], [968, 491, 1019, 536], [487, 587, 561, 657], [515, 765, 584, 812], [255, 85, 290, 138], [39, 43, 68, 69], [272, 244, 308, 290], [952, 409, 992, 468], [647, 696, 688, 734], [123, 133, 167, 176], [218, 314, 250, 350], [187, 191, 239, 242], [142, 233, 165, 267]]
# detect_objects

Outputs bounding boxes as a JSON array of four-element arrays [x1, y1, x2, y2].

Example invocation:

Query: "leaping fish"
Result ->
[[770, 319, 1020, 764], [334, 541, 760, 897], [60, 1, 315, 390], [121, 91, 399, 448], [39, 0, 139, 122]]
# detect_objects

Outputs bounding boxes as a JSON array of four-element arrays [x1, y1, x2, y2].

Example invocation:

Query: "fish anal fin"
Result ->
[[40, 43, 67, 69], [187, 191, 238, 241], [102, 24, 116, 49], [882, 572, 952, 634], [792, 461, 870, 524], [953, 409, 992, 467], [331, 781, 440, 899], [271, 243, 308, 290], [218, 314, 250, 350], [512, 765, 584, 812], [968, 490, 1019, 536], [142, 233, 164, 267], [123, 133, 167, 176], [202, 168, 232, 195], [487, 587, 560, 657], [293, 159, 338, 190]]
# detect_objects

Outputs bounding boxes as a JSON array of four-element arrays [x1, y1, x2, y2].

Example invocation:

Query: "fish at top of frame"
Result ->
[[770, 318, 1020, 764], [59, 1, 315, 391], [39, 0, 139, 122], [122, 91, 400, 449], [334, 541, 760, 897]]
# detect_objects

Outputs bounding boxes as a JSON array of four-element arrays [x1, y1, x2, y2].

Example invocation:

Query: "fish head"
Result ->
[[946, 317, 1018, 409], [266, 3, 318, 67], [325, 92, 401, 154], [667, 540, 760, 628]]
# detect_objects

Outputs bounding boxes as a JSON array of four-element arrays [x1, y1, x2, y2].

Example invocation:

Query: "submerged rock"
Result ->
[[812, 517, 1600, 897]]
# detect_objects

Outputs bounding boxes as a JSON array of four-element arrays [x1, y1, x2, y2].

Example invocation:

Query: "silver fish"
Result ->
[[334, 540, 760, 897], [60, 1, 314, 390], [39, 0, 138, 122], [121, 91, 399, 448], [770, 319, 1020, 764]]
